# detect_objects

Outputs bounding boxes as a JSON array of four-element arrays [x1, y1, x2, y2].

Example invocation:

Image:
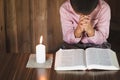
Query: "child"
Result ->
[[60, 0, 111, 49]]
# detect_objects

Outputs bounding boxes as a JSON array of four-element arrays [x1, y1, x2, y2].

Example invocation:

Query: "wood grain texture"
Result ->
[[15, 0, 32, 53], [0, 53, 120, 80], [30, 0, 48, 53], [2, 0, 48, 53], [0, 0, 6, 53], [4, 0, 18, 53], [0, 53, 51, 80], [47, 0, 65, 52]]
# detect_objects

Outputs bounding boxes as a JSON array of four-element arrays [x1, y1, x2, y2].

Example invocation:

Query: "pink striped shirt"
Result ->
[[60, 0, 111, 44]]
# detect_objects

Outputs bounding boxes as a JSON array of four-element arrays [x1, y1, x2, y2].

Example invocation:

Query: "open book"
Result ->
[[54, 48, 120, 70]]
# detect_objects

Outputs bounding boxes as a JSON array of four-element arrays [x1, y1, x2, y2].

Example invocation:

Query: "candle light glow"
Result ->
[[40, 36, 43, 44]]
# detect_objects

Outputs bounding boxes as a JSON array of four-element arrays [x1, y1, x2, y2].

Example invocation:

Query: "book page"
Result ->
[[108, 49, 120, 70], [55, 49, 86, 70], [85, 48, 119, 70]]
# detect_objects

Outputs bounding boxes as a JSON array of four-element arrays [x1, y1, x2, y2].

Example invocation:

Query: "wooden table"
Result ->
[[0, 53, 120, 80]]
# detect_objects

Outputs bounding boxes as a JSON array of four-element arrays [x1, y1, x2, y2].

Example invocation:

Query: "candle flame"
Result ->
[[40, 36, 43, 44]]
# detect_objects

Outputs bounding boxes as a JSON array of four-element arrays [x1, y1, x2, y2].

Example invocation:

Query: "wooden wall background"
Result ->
[[0, 0, 120, 53]]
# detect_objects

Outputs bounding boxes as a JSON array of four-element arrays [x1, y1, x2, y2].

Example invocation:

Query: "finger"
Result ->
[[80, 20, 89, 25]]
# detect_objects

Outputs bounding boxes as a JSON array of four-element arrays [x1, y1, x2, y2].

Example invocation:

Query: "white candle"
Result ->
[[36, 35, 46, 63]]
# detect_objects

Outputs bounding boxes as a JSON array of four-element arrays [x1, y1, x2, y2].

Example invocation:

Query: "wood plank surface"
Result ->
[[0, 53, 120, 80], [4, 0, 18, 53], [30, 0, 48, 53], [0, 0, 6, 53], [47, 0, 65, 52], [15, 0, 32, 53]]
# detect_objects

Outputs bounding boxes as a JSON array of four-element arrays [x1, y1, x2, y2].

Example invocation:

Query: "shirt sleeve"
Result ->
[[82, 2, 111, 44], [59, 4, 81, 44]]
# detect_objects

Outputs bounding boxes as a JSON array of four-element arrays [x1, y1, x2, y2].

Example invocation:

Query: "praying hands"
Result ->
[[74, 15, 95, 38]]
